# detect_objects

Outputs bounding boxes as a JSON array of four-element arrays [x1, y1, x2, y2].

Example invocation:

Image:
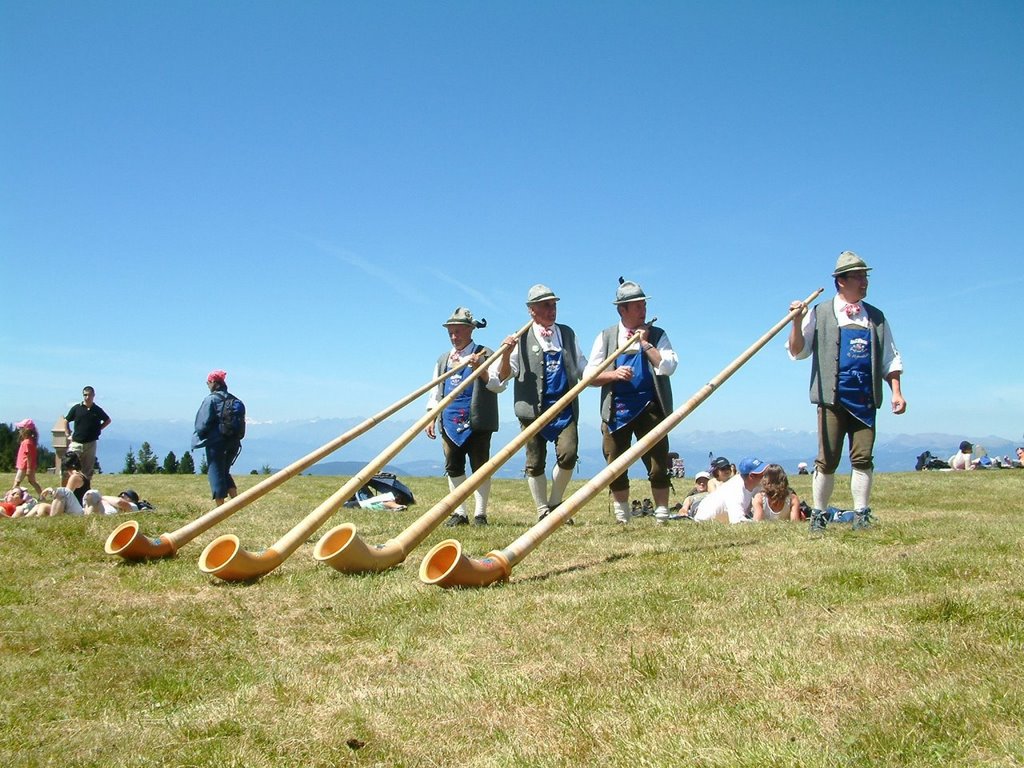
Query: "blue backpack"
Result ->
[[218, 393, 246, 439]]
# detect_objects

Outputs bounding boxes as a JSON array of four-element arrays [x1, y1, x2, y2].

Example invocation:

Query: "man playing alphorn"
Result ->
[[495, 284, 588, 522], [585, 278, 679, 525], [425, 307, 506, 526]]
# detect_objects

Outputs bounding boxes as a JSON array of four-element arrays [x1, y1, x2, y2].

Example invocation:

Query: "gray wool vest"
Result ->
[[808, 302, 887, 409], [513, 324, 582, 422], [434, 345, 499, 433], [598, 325, 673, 425]]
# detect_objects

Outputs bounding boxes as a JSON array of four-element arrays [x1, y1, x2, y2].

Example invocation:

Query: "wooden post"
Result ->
[[51, 418, 67, 475]]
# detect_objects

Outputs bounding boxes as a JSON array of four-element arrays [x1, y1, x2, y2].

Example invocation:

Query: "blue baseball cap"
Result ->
[[738, 457, 769, 476]]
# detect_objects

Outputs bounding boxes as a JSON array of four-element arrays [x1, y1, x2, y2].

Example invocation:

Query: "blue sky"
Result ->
[[3, 1, 1022, 446]]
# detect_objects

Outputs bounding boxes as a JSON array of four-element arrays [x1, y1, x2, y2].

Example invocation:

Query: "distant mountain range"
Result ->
[[62, 417, 1022, 479]]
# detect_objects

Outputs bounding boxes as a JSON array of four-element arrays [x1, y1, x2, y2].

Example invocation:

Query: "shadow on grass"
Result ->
[[515, 538, 761, 584]]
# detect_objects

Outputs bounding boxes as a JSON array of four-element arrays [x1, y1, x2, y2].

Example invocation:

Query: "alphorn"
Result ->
[[197, 320, 534, 581], [104, 359, 472, 560], [420, 288, 824, 588], [312, 321, 655, 573]]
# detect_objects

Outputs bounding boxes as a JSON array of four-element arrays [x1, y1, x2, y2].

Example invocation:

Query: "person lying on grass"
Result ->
[[751, 464, 804, 522]]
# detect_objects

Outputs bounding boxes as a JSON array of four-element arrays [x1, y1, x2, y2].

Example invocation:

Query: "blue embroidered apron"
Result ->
[[610, 350, 653, 433], [441, 364, 473, 445], [540, 350, 572, 442], [837, 327, 874, 427]]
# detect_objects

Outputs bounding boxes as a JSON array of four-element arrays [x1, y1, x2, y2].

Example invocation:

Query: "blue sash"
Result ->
[[441, 364, 473, 446], [540, 350, 572, 442], [837, 327, 874, 427], [610, 350, 653, 433]]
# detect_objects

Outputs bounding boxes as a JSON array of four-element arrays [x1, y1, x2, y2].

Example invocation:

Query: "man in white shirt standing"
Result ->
[[495, 284, 588, 522], [585, 278, 679, 525], [787, 251, 907, 532], [426, 307, 506, 526]]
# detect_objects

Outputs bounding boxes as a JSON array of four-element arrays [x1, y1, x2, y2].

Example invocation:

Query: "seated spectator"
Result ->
[[2, 488, 28, 517], [117, 489, 156, 511], [83, 492, 141, 516], [948, 440, 979, 471], [693, 457, 769, 524], [670, 471, 710, 519], [59, 450, 91, 504], [27, 475, 129, 517], [751, 464, 803, 521], [3, 487, 41, 518], [31, 471, 88, 516], [797, 461, 809, 475], [707, 456, 733, 492]]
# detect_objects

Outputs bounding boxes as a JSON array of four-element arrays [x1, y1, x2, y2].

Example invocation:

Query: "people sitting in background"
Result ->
[[13, 487, 44, 516], [83, 492, 141, 516], [948, 440, 979, 471], [29, 470, 89, 516], [58, 451, 90, 505], [117, 489, 156, 511], [707, 456, 733, 492], [751, 464, 804, 521], [23, 474, 139, 517], [2, 487, 34, 517], [693, 457, 769, 524], [670, 471, 710, 519], [797, 461, 810, 475]]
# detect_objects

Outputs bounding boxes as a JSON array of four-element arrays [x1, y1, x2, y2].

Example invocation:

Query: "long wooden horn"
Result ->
[[312, 321, 656, 573], [196, 320, 534, 581], [420, 289, 824, 588], [104, 359, 472, 561]]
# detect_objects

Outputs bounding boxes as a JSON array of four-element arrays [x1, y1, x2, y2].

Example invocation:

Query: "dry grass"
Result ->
[[1, 469, 1022, 767]]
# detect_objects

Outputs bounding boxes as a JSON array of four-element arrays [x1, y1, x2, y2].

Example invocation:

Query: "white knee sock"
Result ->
[[851, 469, 873, 510], [549, 464, 574, 508], [447, 474, 468, 518], [613, 499, 630, 523], [527, 474, 549, 515], [474, 478, 491, 519], [813, 470, 835, 511]]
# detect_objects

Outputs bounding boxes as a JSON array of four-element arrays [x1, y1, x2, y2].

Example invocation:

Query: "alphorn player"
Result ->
[[425, 307, 506, 527], [494, 284, 588, 522], [584, 278, 679, 525], [786, 251, 907, 532]]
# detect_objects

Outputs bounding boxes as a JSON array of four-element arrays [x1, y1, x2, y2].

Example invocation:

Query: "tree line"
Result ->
[[122, 442, 199, 475], [122, 445, 271, 475]]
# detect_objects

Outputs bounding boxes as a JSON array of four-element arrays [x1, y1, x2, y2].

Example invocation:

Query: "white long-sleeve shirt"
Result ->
[[786, 294, 903, 377], [583, 322, 679, 379], [426, 341, 507, 411]]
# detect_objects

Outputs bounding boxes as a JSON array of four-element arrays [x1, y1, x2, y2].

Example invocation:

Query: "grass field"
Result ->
[[1, 469, 1022, 767]]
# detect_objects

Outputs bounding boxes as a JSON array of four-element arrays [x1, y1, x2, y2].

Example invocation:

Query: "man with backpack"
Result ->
[[191, 369, 246, 505]]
